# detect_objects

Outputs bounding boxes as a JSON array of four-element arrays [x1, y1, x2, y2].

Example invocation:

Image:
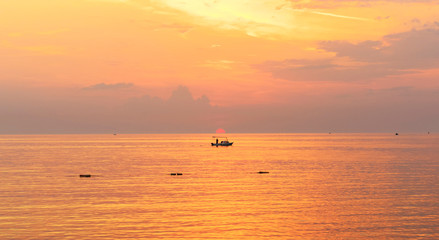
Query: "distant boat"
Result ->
[[211, 136, 233, 146]]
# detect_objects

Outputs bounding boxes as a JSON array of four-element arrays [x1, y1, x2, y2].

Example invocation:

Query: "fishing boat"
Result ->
[[211, 136, 233, 146]]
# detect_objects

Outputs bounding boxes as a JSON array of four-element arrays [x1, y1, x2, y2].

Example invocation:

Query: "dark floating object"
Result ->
[[170, 173, 183, 176], [257, 171, 269, 174], [395, 133, 399, 135], [79, 174, 92, 178], [211, 136, 234, 146]]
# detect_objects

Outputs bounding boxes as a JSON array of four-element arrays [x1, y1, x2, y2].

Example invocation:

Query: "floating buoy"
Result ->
[[257, 171, 269, 174], [79, 174, 91, 178]]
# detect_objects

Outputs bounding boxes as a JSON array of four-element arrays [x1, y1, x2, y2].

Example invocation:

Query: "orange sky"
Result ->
[[1, 0, 439, 133]]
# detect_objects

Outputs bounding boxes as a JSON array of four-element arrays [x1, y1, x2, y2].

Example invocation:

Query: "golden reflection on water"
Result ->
[[1, 134, 439, 239]]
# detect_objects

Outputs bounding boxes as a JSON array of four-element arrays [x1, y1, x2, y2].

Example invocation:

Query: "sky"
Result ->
[[1, 0, 439, 133]]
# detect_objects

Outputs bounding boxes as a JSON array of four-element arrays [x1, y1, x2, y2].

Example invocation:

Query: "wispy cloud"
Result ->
[[201, 60, 237, 69], [83, 83, 134, 90], [287, 0, 436, 9], [308, 10, 370, 21]]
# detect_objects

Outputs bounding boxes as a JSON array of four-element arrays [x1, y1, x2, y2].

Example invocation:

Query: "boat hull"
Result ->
[[211, 142, 233, 146]]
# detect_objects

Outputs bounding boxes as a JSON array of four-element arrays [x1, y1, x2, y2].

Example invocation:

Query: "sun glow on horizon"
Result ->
[[216, 128, 226, 134]]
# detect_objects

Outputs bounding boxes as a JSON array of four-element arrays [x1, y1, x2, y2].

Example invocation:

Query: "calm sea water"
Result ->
[[1, 133, 439, 239]]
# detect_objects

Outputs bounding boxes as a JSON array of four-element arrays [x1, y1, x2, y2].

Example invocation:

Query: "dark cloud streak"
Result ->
[[83, 82, 134, 90]]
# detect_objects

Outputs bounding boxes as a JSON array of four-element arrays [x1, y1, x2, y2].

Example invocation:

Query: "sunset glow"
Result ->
[[216, 128, 226, 134], [1, 0, 439, 133], [2, 1, 439, 238]]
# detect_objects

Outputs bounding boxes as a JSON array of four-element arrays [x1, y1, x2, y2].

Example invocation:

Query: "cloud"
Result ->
[[148, 0, 294, 38], [107, 85, 220, 133], [0, 85, 222, 133], [201, 60, 236, 69], [116, 86, 219, 132], [83, 83, 134, 90], [320, 27, 439, 70], [287, 0, 437, 9], [1, 84, 439, 133], [305, 10, 370, 21], [256, 27, 439, 81], [257, 58, 403, 82], [125, 85, 211, 113], [123, 86, 214, 120], [208, 85, 439, 133]]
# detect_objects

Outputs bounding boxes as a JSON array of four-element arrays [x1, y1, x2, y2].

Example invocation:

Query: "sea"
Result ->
[[1, 133, 438, 239]]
